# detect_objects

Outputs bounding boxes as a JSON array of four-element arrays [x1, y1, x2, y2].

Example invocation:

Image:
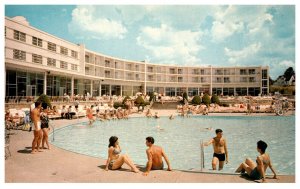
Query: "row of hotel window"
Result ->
[[12, 30, 265, 77], [13, 49, 78, 71], [86, 57, 260, 76], [97, 70, 260, 83], [11, 49, 259, 83], [13, 30, 78, 58]]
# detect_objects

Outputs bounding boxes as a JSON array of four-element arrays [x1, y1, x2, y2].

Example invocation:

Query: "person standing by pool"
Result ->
[[40, 103, 50, 150], [143, 136, 172, 176], [235, 140, 278, 182], [145, 109, 152, 118], [247, 101, 252, 115], [105, 136, 140, 173], [116, 108, 124, 119], [31, 101, 43, 153], [203, 129, 228, 170], [86, 105, 95, 125]]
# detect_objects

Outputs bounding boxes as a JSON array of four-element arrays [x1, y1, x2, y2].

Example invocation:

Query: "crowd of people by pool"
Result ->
[[4, 94, 289, 183], [26, 101, 279, 182], [5, 93, 295, 132]]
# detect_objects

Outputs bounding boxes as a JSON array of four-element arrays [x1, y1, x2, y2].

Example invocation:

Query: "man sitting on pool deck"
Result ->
[[143, 136, 172, 176], [203, 129, 229, 170]]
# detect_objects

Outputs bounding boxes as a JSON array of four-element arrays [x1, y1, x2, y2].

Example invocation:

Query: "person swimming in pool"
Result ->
[[235, 140, 278, 182], [143, 136, 171, 176], [156, 125, 164, 131], [105, 136, 139, 173], [169, 114, 175, 120], [201, 127, 213, 131], [203, 129, 228, 170]]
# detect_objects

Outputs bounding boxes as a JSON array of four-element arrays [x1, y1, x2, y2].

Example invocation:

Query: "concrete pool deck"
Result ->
[[5, 111, 295, 183]]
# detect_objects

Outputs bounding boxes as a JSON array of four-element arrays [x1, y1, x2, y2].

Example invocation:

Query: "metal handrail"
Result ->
[[200, 140, 205, 171], [49, 120, 55, 142]]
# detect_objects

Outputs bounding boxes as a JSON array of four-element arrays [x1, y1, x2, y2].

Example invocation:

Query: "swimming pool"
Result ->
[[50, 115, 295, 175]]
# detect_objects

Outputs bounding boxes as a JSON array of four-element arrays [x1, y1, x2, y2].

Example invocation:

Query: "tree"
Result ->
[[211, 94, 220, 104], [122, 96, 131, 105], [135, 95, 145, 106], [113, 102, 123, 109], [36, 94, 51, 108], [135, 95, 146, 111], [202, 94, 211, 106], [284, 67, 295, 81], [191, 95, 201, 105]]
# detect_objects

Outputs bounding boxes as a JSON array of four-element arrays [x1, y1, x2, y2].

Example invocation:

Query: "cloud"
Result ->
[[247, 13, 273, 34], [144, 5, 216, 30], [279, 60, 295, 68], [210, 5, 274, 42], [68, 6, 127, 39], [136, 24, 204, 65], [211, 20, 244, 42], [114, 6, 149, 25], [224, 42, 261, 64], [211, 6, 244, 42]]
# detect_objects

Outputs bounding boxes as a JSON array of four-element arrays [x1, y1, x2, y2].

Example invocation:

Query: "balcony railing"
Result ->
[[169, 70, 176, 74], [215, 71, 223, 75]]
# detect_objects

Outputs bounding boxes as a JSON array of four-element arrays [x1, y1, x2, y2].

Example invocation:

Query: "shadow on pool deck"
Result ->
[[5, 118, 295, 183], [17, 149, 32, 154]]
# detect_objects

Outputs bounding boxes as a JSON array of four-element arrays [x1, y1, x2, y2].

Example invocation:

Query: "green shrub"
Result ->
[[202, 94, 211, 106], [113, 102, 123, 109], [135, 95, 145, 106], [211, 94, 220, 104], [36, 94, 51, 108], [122, 96, 131, 104], [191, 95, 201, 105]]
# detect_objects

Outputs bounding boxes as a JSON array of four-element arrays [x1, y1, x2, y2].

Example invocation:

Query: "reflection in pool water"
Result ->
[[50, 115, 295, 175]]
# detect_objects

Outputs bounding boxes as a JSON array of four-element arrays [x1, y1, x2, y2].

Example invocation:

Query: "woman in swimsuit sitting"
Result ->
[[235, 140, 278, 182], [105, 136, 140, 173]]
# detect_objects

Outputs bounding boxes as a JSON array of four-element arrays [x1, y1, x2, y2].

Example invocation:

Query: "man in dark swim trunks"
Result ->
[[203, 129, 229, 170]]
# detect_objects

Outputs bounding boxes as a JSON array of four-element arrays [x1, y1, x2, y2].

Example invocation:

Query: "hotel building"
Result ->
[[5, 16, 269, 98]]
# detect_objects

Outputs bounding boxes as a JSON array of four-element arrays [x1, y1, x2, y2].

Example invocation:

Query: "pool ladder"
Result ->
[[200, 140, 205, 171], [49, 120, 55, 142]]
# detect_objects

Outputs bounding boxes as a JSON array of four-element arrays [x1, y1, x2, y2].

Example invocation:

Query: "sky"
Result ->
[[5, 4, 295, 79]]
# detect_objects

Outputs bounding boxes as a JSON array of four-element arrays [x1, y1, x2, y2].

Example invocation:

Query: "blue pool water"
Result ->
[[50, 115, 295, 175]]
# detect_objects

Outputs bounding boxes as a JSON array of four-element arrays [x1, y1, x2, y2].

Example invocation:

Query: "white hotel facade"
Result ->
[[5, 16, 269, 98]]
